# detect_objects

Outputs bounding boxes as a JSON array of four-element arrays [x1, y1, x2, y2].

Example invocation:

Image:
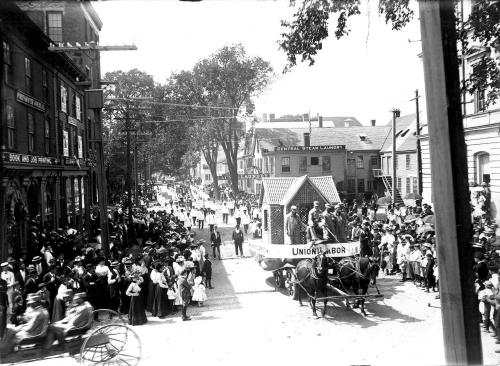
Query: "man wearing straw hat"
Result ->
[[44, 292, 93, 348], [0, 293, 49, 353]]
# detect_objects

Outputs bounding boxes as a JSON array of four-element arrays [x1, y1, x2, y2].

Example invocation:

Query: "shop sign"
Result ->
[[2, 152, 58, 165], [16, 90, 46, 112], [239, 173, 270, 179], [68, 116, 78, 126], [274, 145, 345, 152]]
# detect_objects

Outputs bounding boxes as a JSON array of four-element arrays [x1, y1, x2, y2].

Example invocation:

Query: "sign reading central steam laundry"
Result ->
[[248, 242, 360, 258]]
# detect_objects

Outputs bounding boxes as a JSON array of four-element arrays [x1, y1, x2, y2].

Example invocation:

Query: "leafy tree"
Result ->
[[195, 44, 274, 193], [279, 0, 500, 106]]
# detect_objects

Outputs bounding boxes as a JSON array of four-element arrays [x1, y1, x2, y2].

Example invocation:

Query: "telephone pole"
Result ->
[[411, 90, 423, 195], [392, 108, 400, 205], [49, 42, 137, 254]]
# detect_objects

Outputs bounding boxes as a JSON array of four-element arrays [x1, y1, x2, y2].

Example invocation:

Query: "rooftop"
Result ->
[[261, 175, 341, 205], [255, 126, 391, 152]]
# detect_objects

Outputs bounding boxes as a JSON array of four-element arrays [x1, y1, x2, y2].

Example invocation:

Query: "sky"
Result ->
[[94, 0, 426, 126]]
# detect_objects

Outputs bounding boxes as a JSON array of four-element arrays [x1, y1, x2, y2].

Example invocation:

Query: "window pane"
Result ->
[[24, 57, 31, 77], [60, 85, 67, 112], [406, 177, 411, 194], [310, 157, 319, 165], [3, 42, 10, 64], [47, 13, 63, 43], [356, 155, 364, 168], [299, 156, 307, 172], [412, 177, 418, 193], [28, 113, 34, 132], [281, 157, 290, 172], [6, 105, 14, 127], [406, 154, 411, 170], [357, 179, 365, 193], [322, 156, 330, 172]]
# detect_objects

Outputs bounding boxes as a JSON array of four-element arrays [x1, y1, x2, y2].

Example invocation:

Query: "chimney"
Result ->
[[371, 119, 376, 126], [269, 113, 275, 122], [319, 116, 323, 128], [262, 113, 268, 123], [304, 132, 310, 147]]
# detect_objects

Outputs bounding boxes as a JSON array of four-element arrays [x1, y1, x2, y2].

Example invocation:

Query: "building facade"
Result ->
[[0, 2, 101, 260], [420, 0, 500, 225], [377, 113, 419, 203], [240, 126, 390, 200]]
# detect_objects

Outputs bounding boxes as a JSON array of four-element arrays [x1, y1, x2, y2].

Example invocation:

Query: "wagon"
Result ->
[[2, 309, 142, 365]]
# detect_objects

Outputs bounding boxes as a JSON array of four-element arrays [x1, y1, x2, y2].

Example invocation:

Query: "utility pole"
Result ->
[[392, 108, 400, 205], [49, 42, 137, 255], [134, 129, 139, 207], [124, 108, 134, 230], [411, 90, 423, 195], [419, 1, 481, 364]]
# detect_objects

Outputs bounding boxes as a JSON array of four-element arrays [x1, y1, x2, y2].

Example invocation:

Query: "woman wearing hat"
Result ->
[[125, 271, 147, 326], [108, 261, 121, 313]]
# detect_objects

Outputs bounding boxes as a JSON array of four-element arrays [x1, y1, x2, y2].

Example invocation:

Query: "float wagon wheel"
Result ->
[[79, 324, 141, 366], [274, 270, 285, 288], [284, 268, 299, 300]]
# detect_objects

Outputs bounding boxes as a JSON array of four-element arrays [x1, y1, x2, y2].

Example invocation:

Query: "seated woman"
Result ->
[[43, 292, 93, 348], [0, 293, 49, 353]]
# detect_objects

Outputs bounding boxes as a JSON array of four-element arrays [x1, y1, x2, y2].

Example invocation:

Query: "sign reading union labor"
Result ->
[[248, 241, 360, 258], [274, 145, 345, 152]]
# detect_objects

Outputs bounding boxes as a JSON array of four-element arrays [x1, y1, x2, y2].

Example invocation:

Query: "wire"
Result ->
[[135, 117, 240, 123], [106, 98, 237, 111]]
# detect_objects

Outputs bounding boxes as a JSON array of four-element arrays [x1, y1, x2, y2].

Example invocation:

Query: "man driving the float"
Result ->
[[0, 293, 49, 353], [44, 292, 93, 348]]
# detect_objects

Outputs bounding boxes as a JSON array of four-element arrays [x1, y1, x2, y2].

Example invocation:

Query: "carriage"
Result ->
[[1, 309, 142, 365], [254, 175, 384, 316]]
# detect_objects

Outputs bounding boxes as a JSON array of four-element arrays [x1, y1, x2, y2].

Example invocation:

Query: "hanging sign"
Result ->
[[16, 90, 46, 112]]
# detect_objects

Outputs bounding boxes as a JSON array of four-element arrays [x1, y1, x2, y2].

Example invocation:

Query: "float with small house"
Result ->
[[249, 175, 383, 316]]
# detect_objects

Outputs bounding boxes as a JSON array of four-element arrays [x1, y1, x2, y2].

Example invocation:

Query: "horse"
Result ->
[[336, 257, 380, 316], [295, 253, 331, 318]]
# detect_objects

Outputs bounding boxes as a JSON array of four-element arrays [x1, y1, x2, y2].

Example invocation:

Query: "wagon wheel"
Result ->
[[92, 309, 126, 329], [274, 270, 285, 288], [79, 324, 141, 366]]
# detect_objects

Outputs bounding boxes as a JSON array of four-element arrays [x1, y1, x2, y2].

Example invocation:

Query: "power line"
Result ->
[[106, 98, 237, 111], [135, 116, 239, 124]]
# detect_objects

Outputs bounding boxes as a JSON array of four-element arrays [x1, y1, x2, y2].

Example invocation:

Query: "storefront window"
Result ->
[[66, 178, 74, 226]]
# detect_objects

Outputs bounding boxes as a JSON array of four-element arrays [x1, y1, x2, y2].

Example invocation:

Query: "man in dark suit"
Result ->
[[210, 225, 222, 260], [232, 224, 245, 257]]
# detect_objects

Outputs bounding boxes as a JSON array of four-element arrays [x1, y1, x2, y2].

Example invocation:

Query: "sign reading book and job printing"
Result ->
[[248, 241, 360, 259], [2, 152, 57, 165], [274, 145, 346, 152]]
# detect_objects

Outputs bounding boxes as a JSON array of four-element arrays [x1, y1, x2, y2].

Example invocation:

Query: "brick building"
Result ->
[[0, 2, 102, 259]]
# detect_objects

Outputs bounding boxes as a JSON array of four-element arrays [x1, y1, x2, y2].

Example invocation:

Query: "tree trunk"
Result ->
[[209, 164, 220, 200]]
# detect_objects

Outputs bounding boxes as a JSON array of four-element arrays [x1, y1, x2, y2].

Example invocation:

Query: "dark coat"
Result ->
[[210, 231, 222, 246], [232, 230, 244, 245], [201, 260, 212, 278]]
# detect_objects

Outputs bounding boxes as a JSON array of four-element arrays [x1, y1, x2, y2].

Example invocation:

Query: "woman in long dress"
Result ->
[[126, 273, 148, 326], [152, 264, 170, 318]]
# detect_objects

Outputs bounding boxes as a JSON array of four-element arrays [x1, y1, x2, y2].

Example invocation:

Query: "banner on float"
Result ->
[[248, 241, 360, 258]]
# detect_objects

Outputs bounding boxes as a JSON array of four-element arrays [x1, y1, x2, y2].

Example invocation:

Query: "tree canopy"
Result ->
[[279, 0, 500, 106]]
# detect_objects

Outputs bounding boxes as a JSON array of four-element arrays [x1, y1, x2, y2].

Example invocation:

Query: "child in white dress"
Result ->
[[191, 276, 207, 306]]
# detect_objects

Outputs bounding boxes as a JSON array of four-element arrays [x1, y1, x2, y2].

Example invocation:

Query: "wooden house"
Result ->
[[259, 175, 340, 245]]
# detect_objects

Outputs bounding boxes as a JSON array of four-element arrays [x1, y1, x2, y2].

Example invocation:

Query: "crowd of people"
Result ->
[[0, 188, 217, 353]]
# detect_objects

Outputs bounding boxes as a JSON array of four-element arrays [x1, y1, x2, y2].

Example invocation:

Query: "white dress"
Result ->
[[191, 276, 207, 302]]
